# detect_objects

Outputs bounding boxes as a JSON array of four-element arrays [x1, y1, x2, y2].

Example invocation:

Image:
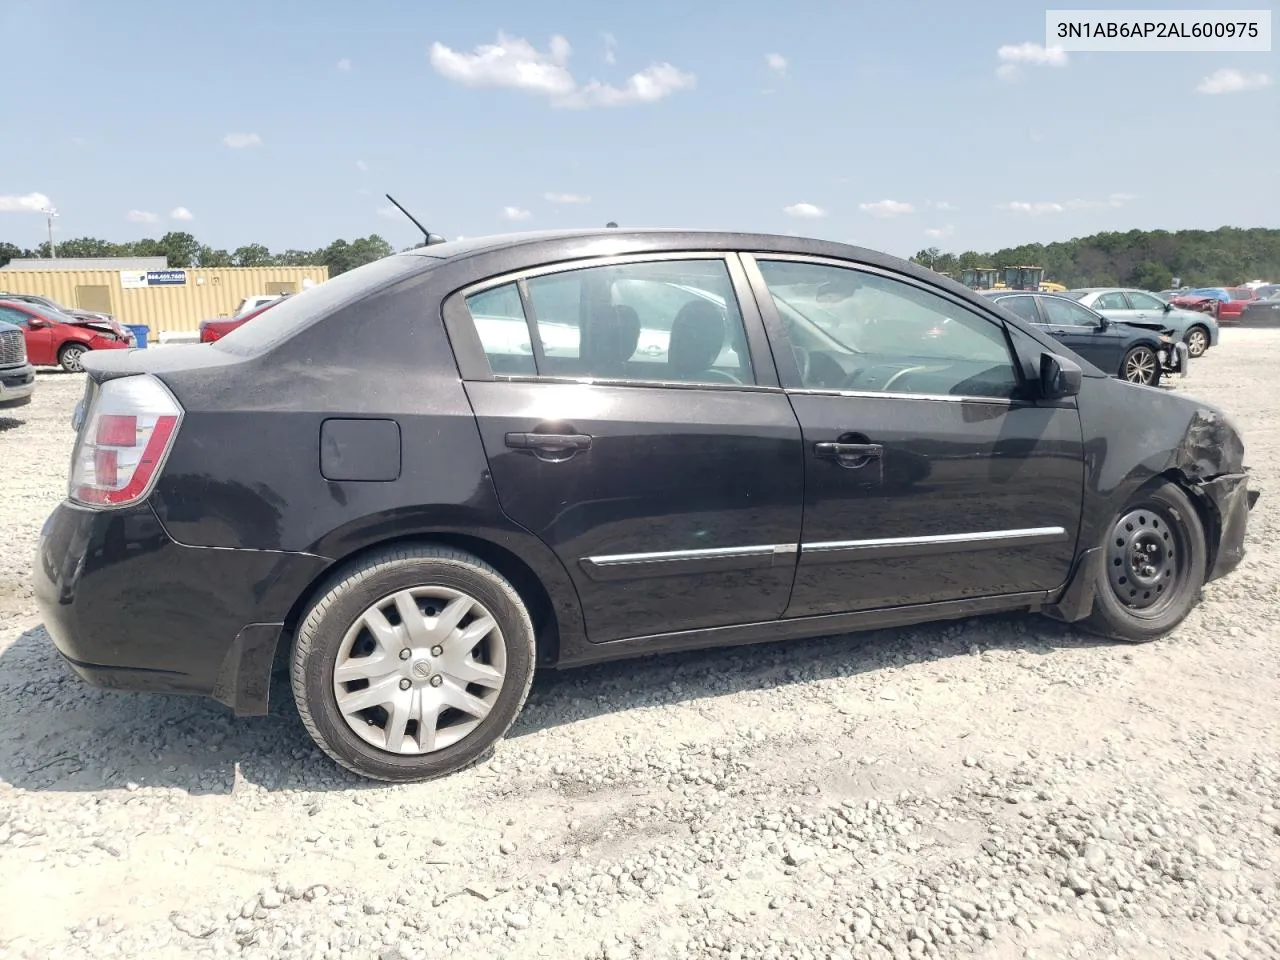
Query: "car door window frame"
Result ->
[[738, 252, 1031, 404], [1041, 296, 1103, 329], [442, 252, 781, 391], [1124, 291, 1165, 311]]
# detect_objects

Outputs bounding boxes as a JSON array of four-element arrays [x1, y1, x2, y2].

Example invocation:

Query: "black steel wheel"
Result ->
[[1083, 481, 1207, 642]]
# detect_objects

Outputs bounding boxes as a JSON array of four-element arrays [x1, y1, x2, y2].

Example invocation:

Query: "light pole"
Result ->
[[42, 206, 59, 258]]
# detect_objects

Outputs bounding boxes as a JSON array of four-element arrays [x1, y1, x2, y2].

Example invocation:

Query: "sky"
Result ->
[[1, 0, 1275, 259]]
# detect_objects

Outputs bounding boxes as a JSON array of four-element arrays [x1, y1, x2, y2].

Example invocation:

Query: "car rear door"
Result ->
[[444, 253, 805, 645], [742, 255, 1084, 616]]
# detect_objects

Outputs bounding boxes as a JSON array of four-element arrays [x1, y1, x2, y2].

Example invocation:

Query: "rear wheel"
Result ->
[[58, 343, 88, 373], [1081, 481, 1206, 643], [1121, 345, 1159, 385], [1185, 326, 1209, 358], [291, 544, 536, 782]]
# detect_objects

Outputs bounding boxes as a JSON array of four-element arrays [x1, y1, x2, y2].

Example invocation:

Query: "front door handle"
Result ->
[[505, 432, 592, 453], [814, 441, 883, 466]]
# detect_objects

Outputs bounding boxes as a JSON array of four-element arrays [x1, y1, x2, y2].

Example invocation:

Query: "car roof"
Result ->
[[398, 227, 914, 265]]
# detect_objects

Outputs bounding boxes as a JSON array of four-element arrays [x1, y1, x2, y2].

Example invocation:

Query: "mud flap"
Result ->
[[1041, 546, 1104, 623]]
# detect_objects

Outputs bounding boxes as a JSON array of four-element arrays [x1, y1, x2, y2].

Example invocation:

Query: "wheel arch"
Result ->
[[272, 531, 572, 678]]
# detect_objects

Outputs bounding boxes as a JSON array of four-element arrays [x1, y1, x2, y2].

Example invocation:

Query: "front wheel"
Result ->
[[1081, 481, 1207, 643], [1121, 345, 1159, 385], [291, 544, 536, 782], [58, 343, 88, 373], [1184, 326, 1209, 358]]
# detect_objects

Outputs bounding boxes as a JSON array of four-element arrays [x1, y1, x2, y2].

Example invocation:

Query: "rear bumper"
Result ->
[[34, 500, 330, 715], [0, 363, 35, 407], [1201, 472, 1257, 582]]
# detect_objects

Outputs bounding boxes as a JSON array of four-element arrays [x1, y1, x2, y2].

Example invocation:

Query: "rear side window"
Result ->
[[998, 296, 1041, 324], [463, 258, 756, 386], [1094, 292, 1128, 310]]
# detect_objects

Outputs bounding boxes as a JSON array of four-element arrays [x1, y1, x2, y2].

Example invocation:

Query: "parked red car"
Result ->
[[0, 299, 131, 372], [199, 296, 288, 343], [1218, 287, 1261, 323]]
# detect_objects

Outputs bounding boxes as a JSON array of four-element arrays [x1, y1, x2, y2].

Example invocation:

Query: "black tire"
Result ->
[[58, 343, 88, 373], [1183, 325, 1209, 358], [1081, 481, 1207, 643], [290, 544, 536, 782], [1120, 345, 1159, 385]]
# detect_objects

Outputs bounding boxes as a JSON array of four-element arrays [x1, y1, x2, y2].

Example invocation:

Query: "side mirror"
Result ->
[[1163, 301, 1174, 312], [1039, 352, 1082, 399], [1095, 315, 1108, 330], [27, 318, 47, 329]]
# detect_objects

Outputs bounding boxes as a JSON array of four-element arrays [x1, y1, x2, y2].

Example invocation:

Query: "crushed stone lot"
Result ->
[[1, 336, 1278, 960]]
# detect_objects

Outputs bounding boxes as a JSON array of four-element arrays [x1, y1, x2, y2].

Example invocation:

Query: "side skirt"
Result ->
[[555, 591, 1051, 669]]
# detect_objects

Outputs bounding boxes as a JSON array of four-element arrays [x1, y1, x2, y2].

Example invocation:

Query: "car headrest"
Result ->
[[667, 300, 725, 376]]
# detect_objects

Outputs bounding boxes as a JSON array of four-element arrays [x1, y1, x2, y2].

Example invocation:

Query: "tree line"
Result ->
[[0, 232, 398, 277], [914, 226, 1280, 290]]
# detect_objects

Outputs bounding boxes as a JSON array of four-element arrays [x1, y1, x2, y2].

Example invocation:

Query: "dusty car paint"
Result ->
[[32, 229, 1257, 717]]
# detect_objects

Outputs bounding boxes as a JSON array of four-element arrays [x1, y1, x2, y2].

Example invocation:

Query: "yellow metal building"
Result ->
[[0, 266, 329, 335]]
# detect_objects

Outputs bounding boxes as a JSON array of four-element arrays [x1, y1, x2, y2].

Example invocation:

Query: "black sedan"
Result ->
[[984, 290, 1188, 386], [1238, 292, 1280, 328], [35, 229, 1257, 782]]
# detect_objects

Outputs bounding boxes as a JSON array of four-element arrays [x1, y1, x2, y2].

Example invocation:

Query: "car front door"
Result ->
[[1038, 296, 1121, 374], [742, 256, 1085, 616], [0, 306, 51, 364], [445, 254, 805, 644]]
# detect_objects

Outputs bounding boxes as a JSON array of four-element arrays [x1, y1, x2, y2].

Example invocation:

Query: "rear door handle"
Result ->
[[505, 432, 592, 453], [815, 441, 883, 462]]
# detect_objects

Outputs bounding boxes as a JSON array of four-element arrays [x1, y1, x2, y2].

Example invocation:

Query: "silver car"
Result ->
[[1064, 288, 1218, 358]]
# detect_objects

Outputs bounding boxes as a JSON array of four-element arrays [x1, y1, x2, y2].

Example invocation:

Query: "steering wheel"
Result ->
[[700, 369, 743, 385]]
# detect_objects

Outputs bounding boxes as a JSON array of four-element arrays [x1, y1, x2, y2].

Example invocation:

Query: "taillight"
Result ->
[[69, 375, 183, 508]]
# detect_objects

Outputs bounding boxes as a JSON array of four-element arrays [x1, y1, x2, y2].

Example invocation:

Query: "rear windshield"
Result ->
[[213, 254, 426, 356]]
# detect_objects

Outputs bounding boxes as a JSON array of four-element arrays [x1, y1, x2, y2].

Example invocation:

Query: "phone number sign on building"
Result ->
[[121, 270, 188, 288]]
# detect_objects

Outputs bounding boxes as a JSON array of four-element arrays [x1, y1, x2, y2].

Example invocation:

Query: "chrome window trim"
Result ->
[[785, 387, 1019, 405], [803, 527, 1067, 553]]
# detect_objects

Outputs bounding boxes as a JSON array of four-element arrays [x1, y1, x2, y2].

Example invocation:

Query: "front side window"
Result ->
[[1041, 297, 1101, 327], [1126, 291, 1166, 311], [756, 260, 1020, 399], [464, 259, 756, 386]]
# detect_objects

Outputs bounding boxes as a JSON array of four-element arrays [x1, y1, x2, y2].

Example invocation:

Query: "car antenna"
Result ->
[[384, 193, 446, 246]]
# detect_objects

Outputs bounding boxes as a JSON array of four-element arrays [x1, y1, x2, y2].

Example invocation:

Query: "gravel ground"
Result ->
[[1, 336, 1278, 960]]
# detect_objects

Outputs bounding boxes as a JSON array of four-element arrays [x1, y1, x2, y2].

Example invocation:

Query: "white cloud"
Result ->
[[429, 33, 695, 108], [999, 201, 1065, 215], [127, 210, 159, 224], [765, 52, 787, 76], [924, 225, 954, 239], [860, 199, 915, 218], [1001, 193, 1135, 215], [223, 132, 262, 149], [544, 192, 591, 203], [170, 206, 194, 221], [0, 192, 51, 213], [603, 32, 617, 65], [1196, 68, 1270, 94], [356, 159, 369, 172], [376, 205, 399, 219], [996, 42, 1068, 80], [932, 200, 955, 211], [502, 206, 533, 221], [783, 202, 826, 218], [337, 57, 352, 72]]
